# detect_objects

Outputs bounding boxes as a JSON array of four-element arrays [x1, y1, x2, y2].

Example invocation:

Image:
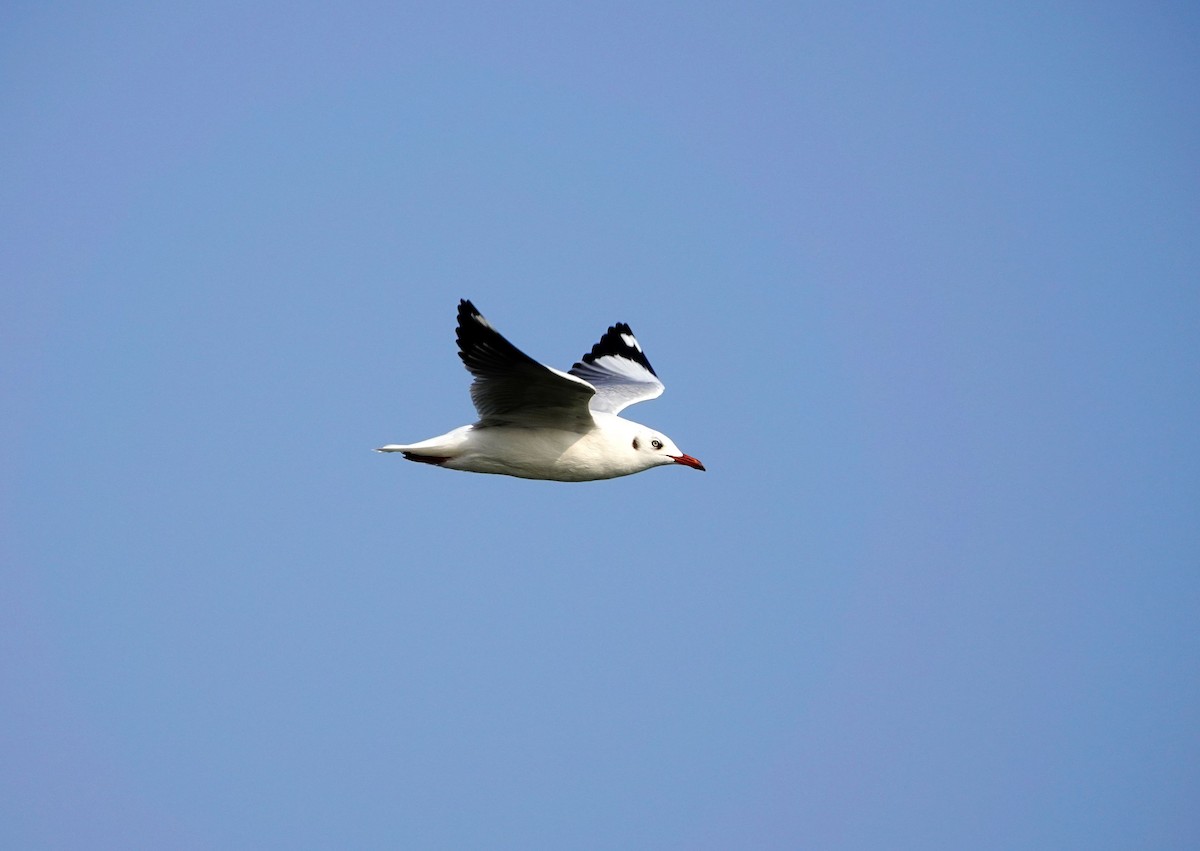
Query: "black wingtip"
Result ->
[[454, 298, 542, 378], [456, 300, 490, 355], [458, 298, 480, 321], [578, 322, 658, 377]]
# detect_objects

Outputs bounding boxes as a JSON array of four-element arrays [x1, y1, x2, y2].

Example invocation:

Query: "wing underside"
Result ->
[[569, 322, 665, 414], [456, 300, 597, 429]]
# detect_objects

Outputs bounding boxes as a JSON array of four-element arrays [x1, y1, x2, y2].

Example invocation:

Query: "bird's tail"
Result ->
[[377, 447, 450, 465], [375, 427, 471, 465]]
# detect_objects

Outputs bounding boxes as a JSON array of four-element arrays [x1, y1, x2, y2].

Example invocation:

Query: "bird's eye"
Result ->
[[651, 439, 663, 450]]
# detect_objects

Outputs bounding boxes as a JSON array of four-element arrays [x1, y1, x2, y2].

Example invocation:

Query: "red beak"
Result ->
[[670, 453, 706, 471]]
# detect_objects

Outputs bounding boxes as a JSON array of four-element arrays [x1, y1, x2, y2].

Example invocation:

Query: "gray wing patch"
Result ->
[[569, 322, 666, 415], [456, 300, 596, 429]]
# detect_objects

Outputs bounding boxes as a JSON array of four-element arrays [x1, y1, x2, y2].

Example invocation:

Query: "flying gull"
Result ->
[[376, 300, 705, 481]]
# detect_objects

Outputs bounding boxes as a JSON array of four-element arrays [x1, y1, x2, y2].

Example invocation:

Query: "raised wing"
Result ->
[[456, 300, 597, 429], [568, 322, 665, 414]]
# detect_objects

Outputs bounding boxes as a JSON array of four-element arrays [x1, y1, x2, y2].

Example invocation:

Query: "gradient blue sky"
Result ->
[[4, 3, 1198, 848]]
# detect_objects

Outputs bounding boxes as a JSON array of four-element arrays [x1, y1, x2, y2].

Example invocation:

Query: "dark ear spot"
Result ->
[[632, 437, 640, 450]]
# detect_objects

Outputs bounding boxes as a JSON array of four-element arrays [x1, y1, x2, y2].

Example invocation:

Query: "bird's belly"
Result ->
[[447, 426, 622, 482]]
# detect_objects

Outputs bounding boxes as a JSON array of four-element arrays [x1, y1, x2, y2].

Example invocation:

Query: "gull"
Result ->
[[376, 300, 705, 481]]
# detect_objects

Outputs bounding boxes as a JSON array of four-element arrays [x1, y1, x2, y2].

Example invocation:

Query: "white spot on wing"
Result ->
[[620, 332, 642, 352]]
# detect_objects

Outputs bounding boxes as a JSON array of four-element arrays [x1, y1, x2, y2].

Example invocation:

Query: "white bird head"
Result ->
[[624, 423, 706, 473]]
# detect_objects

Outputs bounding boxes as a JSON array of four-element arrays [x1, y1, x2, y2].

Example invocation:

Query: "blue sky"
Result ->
[[4, 2, 1198, 848]]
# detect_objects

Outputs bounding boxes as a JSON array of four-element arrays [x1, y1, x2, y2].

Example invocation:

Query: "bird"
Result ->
[[376, 299, 705, 481]]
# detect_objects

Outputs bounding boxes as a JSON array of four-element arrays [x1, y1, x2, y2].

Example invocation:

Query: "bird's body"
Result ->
[[391, 413, 676, 482], [377, 300, 705, 482]]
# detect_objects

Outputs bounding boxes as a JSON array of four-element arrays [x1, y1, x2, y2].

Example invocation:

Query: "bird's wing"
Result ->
[[568, 322, 665, 414], [456, 300, 597, 430]]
